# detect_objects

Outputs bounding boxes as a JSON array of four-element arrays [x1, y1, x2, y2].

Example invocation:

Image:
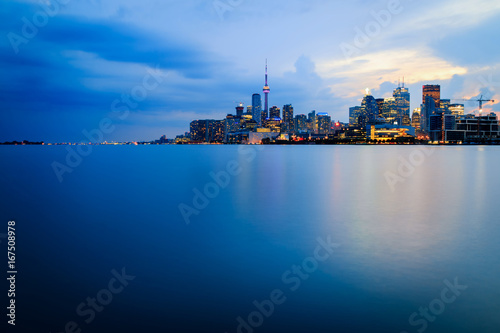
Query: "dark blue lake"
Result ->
[[1, 145, 499, 333]]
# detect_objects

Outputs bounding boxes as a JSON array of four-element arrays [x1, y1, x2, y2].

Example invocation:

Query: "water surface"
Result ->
[[1, 145, 499, 332]]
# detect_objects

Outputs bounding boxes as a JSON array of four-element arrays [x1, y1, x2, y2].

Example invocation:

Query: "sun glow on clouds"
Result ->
[[317, 49, 467, 98]]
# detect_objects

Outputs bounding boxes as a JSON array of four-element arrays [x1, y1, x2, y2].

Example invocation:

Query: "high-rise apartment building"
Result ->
[[190, 120, 225, 143], [282, 104, 294, 132], [308, 110, 317, 133], [252, 93, 262, 125], [317, 113, 331, 135], [361, 92, 379, 123], [421, 95, 437, 132], [349, 106, 364, 126], [294, 114, 308, 132]]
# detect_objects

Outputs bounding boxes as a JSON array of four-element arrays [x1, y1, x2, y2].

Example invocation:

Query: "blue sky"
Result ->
[[1, 0, 500, 142]]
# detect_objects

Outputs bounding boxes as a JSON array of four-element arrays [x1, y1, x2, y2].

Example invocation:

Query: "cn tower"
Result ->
[[263, 59, 270, 115]]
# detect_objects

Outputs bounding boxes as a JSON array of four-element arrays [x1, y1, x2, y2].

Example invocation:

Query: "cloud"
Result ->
[[317, 48, 468, 98], [0, 1, 221, 141], [1, 0, 500, 141]]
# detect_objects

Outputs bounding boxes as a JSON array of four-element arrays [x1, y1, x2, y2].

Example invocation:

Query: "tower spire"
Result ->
[[265, 59, 268, 86], [263, 59, 270, 115]]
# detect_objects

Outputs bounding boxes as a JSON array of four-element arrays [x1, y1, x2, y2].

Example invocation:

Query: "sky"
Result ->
[[1, 0, 500, 142]]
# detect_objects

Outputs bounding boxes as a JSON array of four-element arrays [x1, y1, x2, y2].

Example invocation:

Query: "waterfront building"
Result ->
[[317, 113, 331, 135], [190, 120, 209, 142], [429, 114, 456, 141], [444, 113, 500, 142], [212, 120, 225, 142], [248, 131, 279, 144], [190, 120, 225, 143], [366, 124, 416, 141]]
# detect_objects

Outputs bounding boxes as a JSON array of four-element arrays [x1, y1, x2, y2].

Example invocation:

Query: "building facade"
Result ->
[[252, 93, 262, 125], [190, 120, 225, 143], [317, 113, 331, 135], [269, 106, 280, 119], [393, 86, 410, 124], [282, 104, 294, 132], [422, 85, 441, 108], [294, 114, 308, 133]]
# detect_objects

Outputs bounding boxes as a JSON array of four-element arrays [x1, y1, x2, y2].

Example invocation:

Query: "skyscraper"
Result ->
[[381, 97, 397, 124], [263, 60, 270, 116], [393, 82, 410, 124], [420, 85, 441, 133], [422, 85, 441, 108], [349, 106, 364, 126], [308, 110, 317, 133], [317, 113, 331, 135], [361, 90, 379, 123], [421, 95, 437, 132], [282, 104, 294, 132], [252, 93, 262, 125]]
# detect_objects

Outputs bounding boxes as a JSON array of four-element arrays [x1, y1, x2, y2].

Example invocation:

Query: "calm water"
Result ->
[[1, 145, 499, 333]]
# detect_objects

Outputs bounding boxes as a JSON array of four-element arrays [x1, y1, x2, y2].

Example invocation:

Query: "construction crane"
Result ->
[[453, 95, 495, 115], [452, 95, 496, 139], [440, 96, 495, 141]]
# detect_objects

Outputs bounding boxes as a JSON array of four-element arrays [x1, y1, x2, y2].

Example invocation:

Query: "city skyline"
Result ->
[[2, 0, 500, 142]]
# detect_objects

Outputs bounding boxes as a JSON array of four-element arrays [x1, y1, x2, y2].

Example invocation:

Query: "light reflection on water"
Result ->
[[1, 145, 499, 332]]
